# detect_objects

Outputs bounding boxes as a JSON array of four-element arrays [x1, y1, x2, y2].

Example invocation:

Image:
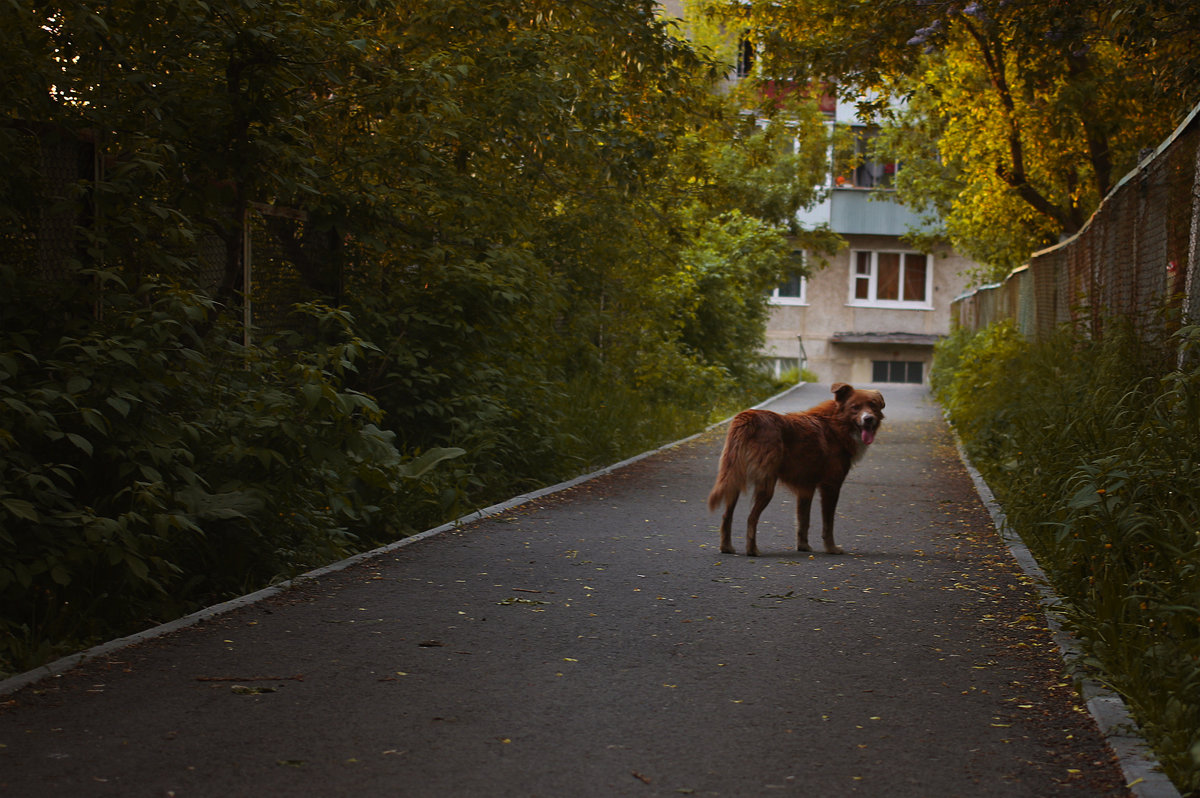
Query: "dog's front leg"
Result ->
[[795, 488, 814, 552], [818, 483, 844, 555]]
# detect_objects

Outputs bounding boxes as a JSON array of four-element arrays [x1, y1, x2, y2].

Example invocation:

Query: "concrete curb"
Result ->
[[952, 436, 1182, 798], [0, 383, 806, 698]]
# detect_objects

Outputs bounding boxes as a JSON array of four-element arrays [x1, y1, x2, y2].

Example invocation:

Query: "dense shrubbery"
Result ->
[[933, 321, 1200, 796], [0, 274, 466, 670]]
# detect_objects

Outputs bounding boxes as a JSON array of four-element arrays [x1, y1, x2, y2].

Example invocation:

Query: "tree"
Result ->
[[664, 96, 842, 381], [713, 0, 1200, 277]]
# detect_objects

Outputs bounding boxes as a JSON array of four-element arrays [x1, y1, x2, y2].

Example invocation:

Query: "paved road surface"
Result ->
[[0, 384, 1132, 797]]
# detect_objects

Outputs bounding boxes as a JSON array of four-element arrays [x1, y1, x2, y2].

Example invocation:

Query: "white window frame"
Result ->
[[769, 250, 808, 305], [769, 273, 807, 305], [847, 250, 932, 309]]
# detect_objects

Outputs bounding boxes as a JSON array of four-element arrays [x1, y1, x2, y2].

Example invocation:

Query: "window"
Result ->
[[768, 251, 807, 305], [840, 127, 896, 188], [873, 361, 924, 384], [736, 36, 755, 79], [849, 250, 930, 308], [769, 272, 806, 304]]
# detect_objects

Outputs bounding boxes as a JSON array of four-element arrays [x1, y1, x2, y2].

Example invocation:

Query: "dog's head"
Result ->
[[832, 383, 886, 445]]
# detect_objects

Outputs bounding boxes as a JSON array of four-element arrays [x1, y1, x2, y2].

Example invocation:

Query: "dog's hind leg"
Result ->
[[794, 487, 815, 552], [818, 483, 844, 554], [744, 481, 775, 557], [718, 494, 739, 555]]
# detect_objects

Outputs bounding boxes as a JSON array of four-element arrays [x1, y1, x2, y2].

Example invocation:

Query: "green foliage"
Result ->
[[0, 274, 466, 674], [929, 320, 1029, 460], [327, 0, 835, 500], [719, 0, 1200, 278], [934, 322, 1200, 795]]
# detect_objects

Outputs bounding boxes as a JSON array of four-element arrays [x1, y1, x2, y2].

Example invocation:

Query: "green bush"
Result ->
[[930, 320, 1030, 464], [545, 354, 764, 474], [0, 277, 462, 675], [934, 321, 1200, 796]]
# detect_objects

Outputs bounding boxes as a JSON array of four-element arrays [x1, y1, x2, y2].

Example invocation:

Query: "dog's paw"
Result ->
[[796, 543, 813, 553], [824, 545, 845, 555], [746, 547, 759, 557]]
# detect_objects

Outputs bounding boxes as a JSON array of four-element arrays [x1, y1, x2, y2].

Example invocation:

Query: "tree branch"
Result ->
[[962, 16, 1076, 234]]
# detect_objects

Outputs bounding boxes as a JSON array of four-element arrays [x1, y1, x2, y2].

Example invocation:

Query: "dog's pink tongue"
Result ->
[[862, 428, 876, 445]]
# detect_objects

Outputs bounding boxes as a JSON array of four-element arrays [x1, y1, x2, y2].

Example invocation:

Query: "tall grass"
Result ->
[[546, 363, 785, 476], [933, 321, 1200, 796]]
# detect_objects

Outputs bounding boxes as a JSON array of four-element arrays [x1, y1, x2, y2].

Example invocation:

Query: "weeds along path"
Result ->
[[0, 384, 1130, 797]]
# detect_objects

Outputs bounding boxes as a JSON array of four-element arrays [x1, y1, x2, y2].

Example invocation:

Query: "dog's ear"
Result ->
[[831, 383, 854, 403], [870, 390, 885, 409]]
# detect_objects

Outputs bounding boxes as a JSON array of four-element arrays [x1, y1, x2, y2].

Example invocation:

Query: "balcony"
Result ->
[[797, 188, 928, 237]]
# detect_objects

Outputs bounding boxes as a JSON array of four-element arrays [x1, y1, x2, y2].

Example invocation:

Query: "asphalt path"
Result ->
[[0, 383, 1133, 797]]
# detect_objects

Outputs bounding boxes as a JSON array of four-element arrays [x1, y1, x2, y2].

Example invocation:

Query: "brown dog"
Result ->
[[707, 383, 885, 556]]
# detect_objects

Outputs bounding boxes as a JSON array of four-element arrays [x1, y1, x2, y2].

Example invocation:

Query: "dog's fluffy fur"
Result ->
[[707, 383, 885, 556]]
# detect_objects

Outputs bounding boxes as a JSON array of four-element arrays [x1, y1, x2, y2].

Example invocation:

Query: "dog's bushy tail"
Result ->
[[707, 414, 753, 511]]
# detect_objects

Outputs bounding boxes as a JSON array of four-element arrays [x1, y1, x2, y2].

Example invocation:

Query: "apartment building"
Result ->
[[764, 95, 973, 385]]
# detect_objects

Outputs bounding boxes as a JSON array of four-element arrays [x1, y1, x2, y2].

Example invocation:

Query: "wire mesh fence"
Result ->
[[952, 101, 1200, 343]]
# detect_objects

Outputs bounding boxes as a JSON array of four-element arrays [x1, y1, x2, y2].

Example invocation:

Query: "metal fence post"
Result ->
[[1184, 146, 1200, 329]]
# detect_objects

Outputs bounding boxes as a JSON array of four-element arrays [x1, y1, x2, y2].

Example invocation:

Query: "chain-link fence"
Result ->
[[952, 101, 1200, 342]]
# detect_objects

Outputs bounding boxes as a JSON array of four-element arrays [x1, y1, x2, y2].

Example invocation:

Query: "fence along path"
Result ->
[[953, 100, 1200, 341]]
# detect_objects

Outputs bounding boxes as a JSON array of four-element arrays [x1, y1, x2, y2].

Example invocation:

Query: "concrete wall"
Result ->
[[764, 234, 972, 385]]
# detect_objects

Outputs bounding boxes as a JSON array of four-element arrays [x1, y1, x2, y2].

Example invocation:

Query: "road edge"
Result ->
[[951, 433, 1181, 798], [0, 384, 805, 698]]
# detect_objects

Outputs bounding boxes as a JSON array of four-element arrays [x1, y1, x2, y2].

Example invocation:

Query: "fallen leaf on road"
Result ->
[[197, 675, 303, 682], [230, 685, 275, 695]]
